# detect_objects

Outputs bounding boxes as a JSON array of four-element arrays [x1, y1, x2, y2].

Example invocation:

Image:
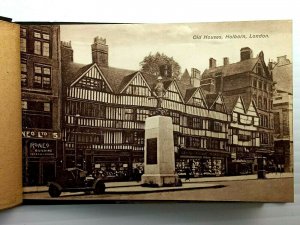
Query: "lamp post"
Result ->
[[74, 114, 80, 168]]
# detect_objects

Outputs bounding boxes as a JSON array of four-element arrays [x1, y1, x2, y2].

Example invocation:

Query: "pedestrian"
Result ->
[[185, 167, 190, 181]]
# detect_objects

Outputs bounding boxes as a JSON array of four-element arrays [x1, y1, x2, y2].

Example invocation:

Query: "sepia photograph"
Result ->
[[20, 20, 293, 202]]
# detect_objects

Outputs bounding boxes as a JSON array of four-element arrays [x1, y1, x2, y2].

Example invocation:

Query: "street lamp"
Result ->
[[74, 114, 80, 168]]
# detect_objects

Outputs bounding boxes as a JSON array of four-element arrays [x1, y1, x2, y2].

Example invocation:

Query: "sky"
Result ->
[[61, 20, 292, 75]]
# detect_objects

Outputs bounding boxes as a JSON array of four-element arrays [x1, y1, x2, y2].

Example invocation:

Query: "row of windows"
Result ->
[[252, 78, 272, 92], [20, 28, 51, 58], [77, 77, 108, 91], [254, 95, 272, 110], [21, 61, 52, 89], [67, 131, 144, 145], [125, 85, 149, 96]]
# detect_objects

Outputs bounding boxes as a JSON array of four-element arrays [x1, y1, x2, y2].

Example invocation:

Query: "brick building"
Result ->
[[200, 47, 274, 164], [20, 25, 62, 186], [271, 56, 293, 172]]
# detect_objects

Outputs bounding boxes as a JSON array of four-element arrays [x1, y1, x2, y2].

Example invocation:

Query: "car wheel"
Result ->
[[49, 184, 61, 197], [94, 182, 105, 194]]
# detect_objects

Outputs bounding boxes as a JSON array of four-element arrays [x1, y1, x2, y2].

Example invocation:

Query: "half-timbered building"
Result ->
[[61, 37, 231, 179], [201, 47, 274, 162], [224, 95, 260, 175]]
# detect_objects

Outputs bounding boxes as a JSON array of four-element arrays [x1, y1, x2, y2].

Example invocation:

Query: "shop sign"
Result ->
[[28, 140, 56, 157], [22, 129, 60, 140]]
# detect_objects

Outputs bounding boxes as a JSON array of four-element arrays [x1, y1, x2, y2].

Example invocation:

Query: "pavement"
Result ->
[[23, 172, 293, 194]]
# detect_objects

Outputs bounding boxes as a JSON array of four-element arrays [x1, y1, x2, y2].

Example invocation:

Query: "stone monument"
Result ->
[[141, 76, 181, 187]]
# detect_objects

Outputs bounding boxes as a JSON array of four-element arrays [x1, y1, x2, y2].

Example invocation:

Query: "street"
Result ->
[[23, 176, 293, 203]]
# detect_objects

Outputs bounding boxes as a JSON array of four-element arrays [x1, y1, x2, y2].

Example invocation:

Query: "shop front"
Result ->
[[22, 129, 60, 186], [176, 148, 229, 177]]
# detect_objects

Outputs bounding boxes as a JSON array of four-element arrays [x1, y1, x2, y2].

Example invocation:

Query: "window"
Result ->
[[252, 78, 257, 88], [134, 131, 144, 145], [258, 96, 262, 109], [22, 101, 52, 129], [124, 108, 136, 121], [123, 131, 134, 144], [264, 98, 268, 110], [33, 65, 51, 89], [33, 30, 51, 57], [21, 61, 28, 87], [20, 38, 27, 52], [137, 109, 149, 121], [169, 111, 180, 125], [20, 28, 27, 52], [192, 97, 204, 107], [210, 120, 223, 132], [78, 77, 107, 91], [258, 81, 262, 90], [257, 63, 263, 76]]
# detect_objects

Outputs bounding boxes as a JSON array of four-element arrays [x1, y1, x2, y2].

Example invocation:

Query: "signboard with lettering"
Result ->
[[22, 129, 60, 140], [28, 140, 56, 157], [146, 138, 157, 164]]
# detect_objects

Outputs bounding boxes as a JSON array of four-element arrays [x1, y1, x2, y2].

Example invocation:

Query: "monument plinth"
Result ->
[[141, 115, 180, 187]]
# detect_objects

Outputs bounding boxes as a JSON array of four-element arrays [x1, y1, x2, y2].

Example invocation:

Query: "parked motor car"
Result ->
[[48, 167, 106, 197]]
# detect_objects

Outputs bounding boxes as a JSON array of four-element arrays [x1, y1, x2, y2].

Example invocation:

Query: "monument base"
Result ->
[[141, 174, 181, 187]]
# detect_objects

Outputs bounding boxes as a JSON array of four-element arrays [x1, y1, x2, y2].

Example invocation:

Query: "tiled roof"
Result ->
[[184, 87, 198, 102], [205, 93, 218, 108], [62, 62, 91, 87], [223, 95, 239, 113], [223, 93, 252, 113], [201, 57, 259, 80], [62, 62, 137, 92], [97, 66, 136, 93], [272, 63, 292, 94]]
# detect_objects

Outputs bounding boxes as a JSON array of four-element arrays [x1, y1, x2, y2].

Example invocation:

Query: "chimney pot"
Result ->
[[223, 57, 229, 65], [240, 47, 253, 61], [209, 58, 216, 69]]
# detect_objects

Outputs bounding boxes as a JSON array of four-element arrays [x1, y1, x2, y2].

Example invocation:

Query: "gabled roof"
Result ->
[[184, 87, 198, 102], [62, 62, 92, 87], [223, 93, 253, 114], [62, 62, 137, 93], [223, 95, 240, 113], [201, 57, 259, 80], [118, 72, 139, 93], [180, 68, 191, 85], [205, 93, 219, 109], [97, 66, 136, 93]]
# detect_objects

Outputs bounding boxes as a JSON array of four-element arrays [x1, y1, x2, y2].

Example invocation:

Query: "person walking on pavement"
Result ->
[[185, 167, 190, 181]]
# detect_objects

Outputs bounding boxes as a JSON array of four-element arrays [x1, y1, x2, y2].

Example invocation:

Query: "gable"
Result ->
[[122, 72, 152, 96], [246, 101, 258, 117], [187, 88, 206, 108], [71, 64, 113, 92], [211, 95, 226, 113], [164, 81, 184, 103], [232, 97, 246, 114]]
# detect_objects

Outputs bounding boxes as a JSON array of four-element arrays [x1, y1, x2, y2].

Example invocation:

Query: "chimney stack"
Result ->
[[91, 36, 108, 67], [61, 41, 73, 64], [209, 58, 216, 69], [223, 57, 229, 66], [240, 47, 253, 61]]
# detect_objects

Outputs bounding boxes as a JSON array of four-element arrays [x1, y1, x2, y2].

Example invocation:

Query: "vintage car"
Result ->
[[48, 168, 106, 197]]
